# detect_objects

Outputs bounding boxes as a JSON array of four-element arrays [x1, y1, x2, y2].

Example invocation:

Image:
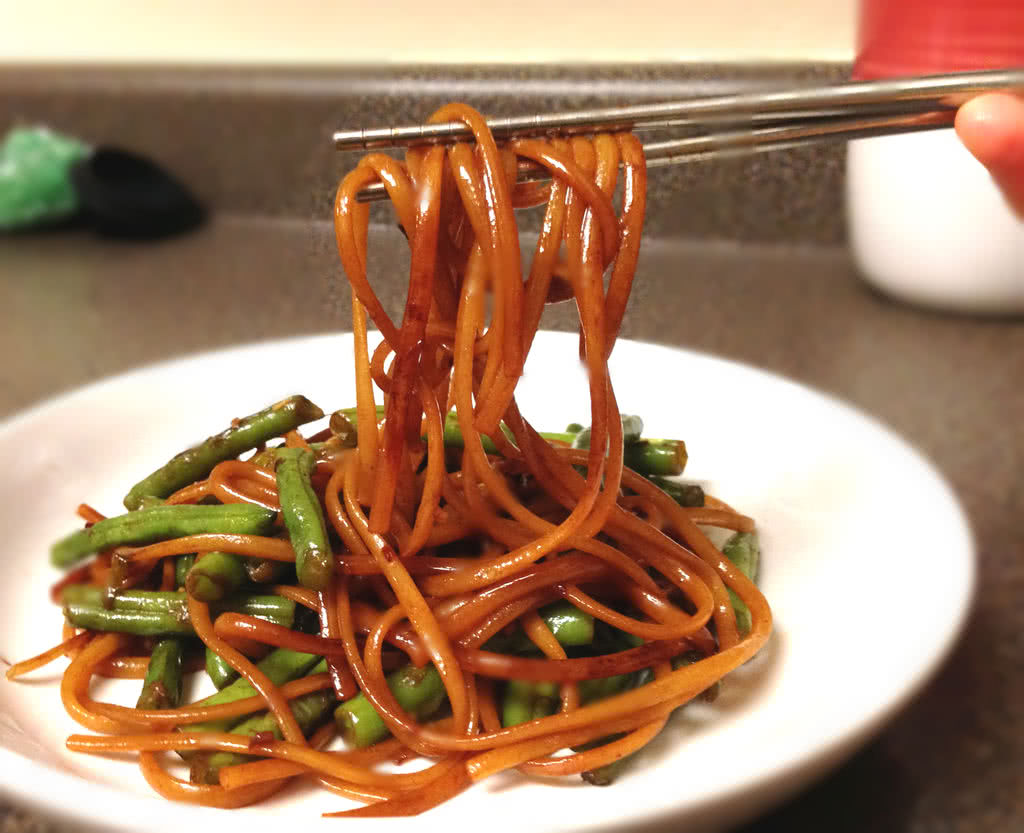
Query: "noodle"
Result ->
[[22, 102, 772, 815]]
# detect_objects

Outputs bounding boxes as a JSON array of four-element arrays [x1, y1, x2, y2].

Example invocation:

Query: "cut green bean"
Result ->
[[672, 650, 720, 702], [327, 411, 359, 448], [623, 440, 687, 477], [247, 447, 279, 470], [575, 665, 660, 786], [205, 647, 238, 690], [63, 600, 293, 638], [244, 557, 290, 584], [51, 504, 277, 568], [275, 448, 332, 591], [174, 554, 196, 589], [621, 415, 644, 444], [249, 439, 345, 471], [648, 476, 705, 507], [337, 405, 579, 456], [722, 531, 759, 637], [539, 601, 594, 646], [104, 550, 154, 595], [134, 495, 167, 511], [570, 418, 687, 477], [501, 679, 559, 728], [188, 649, 322, 735], [191, 687, 335, 784], [220, 593, 296, 625], [570, 414, 644, 451], [136, 639, 184, 710], [723, 531, 759, 580], [62, 585, 294, 621], [123, 395, 324, 510], [65, 604, 194, 637], [334, 664, 445, 748], [577, 673, 633, 704], [62, 585, 190, 613], [581, 747, 631, 786], [62, 586, 295, 635], [184, 551, 247, 603], [483, 601, 594, 654]]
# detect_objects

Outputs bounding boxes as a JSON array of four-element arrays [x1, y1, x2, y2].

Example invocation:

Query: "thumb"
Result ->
[[955, 93, 1024, 219]]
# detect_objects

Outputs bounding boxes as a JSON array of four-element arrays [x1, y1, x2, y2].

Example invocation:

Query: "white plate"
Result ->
[[0, 332, 974, 833]]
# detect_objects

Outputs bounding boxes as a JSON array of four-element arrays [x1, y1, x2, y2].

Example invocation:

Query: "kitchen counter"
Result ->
[[1, 216, 1021, 832]]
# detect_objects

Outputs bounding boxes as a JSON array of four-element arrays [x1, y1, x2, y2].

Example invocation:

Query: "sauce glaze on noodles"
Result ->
[[17, 103, 771, 816]]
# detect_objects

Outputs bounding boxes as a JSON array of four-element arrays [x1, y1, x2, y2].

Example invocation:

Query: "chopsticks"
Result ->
[[334, 68, 1024, 203]]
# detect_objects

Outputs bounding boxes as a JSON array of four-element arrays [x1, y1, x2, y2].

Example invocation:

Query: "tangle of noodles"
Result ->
[[16, 103, 772, 816]]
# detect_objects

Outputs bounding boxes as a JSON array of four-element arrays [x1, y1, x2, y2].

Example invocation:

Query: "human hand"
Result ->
[[955, 93, 1024, 218]]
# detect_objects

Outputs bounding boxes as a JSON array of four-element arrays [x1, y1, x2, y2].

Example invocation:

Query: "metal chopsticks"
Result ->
[[334, 68, 1024, 203]]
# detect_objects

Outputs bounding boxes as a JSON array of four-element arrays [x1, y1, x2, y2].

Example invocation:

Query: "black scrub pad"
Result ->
[[71, 147, 206, 239]]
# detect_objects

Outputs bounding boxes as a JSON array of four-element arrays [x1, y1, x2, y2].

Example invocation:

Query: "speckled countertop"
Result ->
[[1, 64, 1022, 833]]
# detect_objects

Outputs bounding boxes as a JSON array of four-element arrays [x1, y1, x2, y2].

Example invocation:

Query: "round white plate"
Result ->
[[0, 332, 973, 833]]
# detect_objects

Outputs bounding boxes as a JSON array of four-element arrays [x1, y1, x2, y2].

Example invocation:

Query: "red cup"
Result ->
[[853, 0, 1024, 80]]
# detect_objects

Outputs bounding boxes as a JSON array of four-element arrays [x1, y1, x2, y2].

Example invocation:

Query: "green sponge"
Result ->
[[0, 126, 90, 230]]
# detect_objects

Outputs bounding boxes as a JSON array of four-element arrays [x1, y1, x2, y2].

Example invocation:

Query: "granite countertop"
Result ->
[[0, 216, 1021, 831]]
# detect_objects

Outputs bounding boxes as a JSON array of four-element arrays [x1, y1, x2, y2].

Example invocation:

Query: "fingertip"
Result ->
[[955, 93, 1024, 167]]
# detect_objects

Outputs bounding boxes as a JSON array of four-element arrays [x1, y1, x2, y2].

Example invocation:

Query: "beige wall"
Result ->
[[2, 0, 855, 63]]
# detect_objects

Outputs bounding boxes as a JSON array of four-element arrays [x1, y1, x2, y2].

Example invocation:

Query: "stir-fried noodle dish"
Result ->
[[10, 104, 771, 816]]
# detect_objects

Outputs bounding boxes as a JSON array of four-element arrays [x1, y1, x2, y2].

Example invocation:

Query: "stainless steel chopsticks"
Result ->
[[334, 68, 1024, 203]]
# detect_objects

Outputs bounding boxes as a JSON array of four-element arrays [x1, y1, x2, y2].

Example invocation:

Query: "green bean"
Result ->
[[647, 476, 705, 507], [723, 531, 759, 580], [190, 686, 335, 784], [134, 495, 167, 511], [64, 604, 195, 637], [570, 414, 644, 450], [205, 647, 238, 690], [575, 665, 661, 786], [483, 601, 594, 653], [184, 551, 247, 603], [188, 649, 322, 735], [539, 601, 594, 646], [174, 554, 196, 589], [623, 440, 687, 476], [61, 585, 294, 620], [62, 585, 189, 613], [722, 531, 759, 637], [123, 395, 324, 510], [672, 650, 720, 703], [334, 406, 383, 426], [577, 673, 633, 704], [247, 448, 279, 470], [275, 448, 332, 591], [135, 639, 184, 710], [580, 746, 631, 786], [344, 406, 508, 454], [337, 405, 578, 456], [501, 679, 559, 728], [243, 557, 290, 584], [63, 601, 293, 638], [219, 593, 297, 625], [500, 661, 647, 732], [570, 417, 687, 476], [103, 550, 154, 595], [334, 664, 445, 748], [249, 439, 347, 471], [51, 504, 277, 568], [327, 411, 359, 448], [61, 586, 295, 633], [621, 415, 644, 444]]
